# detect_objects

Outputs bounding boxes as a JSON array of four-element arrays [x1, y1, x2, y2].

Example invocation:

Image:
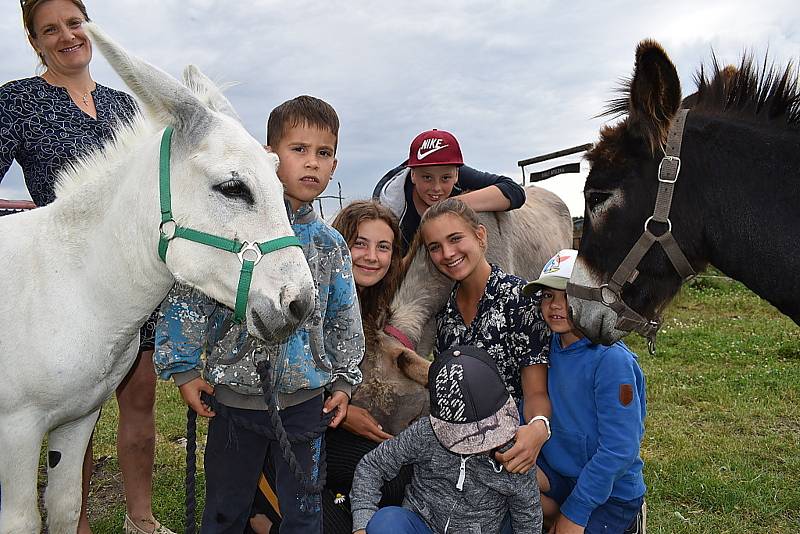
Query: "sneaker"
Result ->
[[123, 514, 176, 534], [623, 501, 647, 534]]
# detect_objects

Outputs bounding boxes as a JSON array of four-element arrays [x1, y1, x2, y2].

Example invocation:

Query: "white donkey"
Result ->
[[0, 25, 315, 534]]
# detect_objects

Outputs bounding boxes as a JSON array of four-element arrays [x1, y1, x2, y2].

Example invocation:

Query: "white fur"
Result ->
[[568, 256, 628, 345], [0, 24, 313, 533], [586, 188, 624, 221]]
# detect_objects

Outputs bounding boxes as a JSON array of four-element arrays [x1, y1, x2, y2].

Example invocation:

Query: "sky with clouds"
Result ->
[[1, 0, 798, 216]]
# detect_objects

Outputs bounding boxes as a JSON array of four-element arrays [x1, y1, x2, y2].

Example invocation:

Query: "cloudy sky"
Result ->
[[1, 0, 798, 216]]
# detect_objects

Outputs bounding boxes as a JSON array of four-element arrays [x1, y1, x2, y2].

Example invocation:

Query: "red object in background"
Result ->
[[0, 199, 36, 215]]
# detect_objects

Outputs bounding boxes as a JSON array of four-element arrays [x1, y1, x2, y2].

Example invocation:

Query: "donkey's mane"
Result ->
[[603, 51, 800, 129], [54, 112, 158, 199], [690, 54, 800, 127]]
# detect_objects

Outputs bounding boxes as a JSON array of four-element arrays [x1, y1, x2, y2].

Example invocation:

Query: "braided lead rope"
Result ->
[[255, 359, 333, 494], [185, 407, 198, 534]]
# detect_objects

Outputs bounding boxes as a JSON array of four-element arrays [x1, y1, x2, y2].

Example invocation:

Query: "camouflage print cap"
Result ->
[[429, 345, 519, 455]]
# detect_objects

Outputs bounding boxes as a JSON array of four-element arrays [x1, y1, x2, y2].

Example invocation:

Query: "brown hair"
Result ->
[[22, 0, 91, 65], [411, 197, 486, 258], [266, 95, 339, 151], [332, 201, 403, 326]]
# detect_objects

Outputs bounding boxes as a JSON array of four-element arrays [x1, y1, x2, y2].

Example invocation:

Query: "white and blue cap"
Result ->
[[522, 249, 578, 297]]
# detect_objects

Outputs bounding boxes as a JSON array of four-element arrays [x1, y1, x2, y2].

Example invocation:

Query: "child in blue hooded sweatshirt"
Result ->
[[521, 250, 647, 534]]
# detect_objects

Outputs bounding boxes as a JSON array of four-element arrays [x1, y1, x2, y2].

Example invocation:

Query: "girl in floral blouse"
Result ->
[[417, 197, 552, 475]]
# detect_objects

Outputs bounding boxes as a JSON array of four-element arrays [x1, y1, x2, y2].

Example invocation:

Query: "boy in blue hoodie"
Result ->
[[522, 250, 646, 534], [155, 96, 364, 533]]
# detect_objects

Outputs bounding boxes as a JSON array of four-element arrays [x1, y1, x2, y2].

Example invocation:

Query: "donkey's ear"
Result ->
[[628, 39, 682, 155], [182, 65, 242, 123], [83, 23, 211, 138]]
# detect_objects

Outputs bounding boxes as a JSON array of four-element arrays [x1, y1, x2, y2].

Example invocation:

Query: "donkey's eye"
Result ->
[[585, 191, 612, 210], [214, 179, 254, 204]]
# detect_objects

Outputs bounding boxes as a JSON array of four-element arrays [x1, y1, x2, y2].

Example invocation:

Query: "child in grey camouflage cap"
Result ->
[[350, 345, 543, 534]]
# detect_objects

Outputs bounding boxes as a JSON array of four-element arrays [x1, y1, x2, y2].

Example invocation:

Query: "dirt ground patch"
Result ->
[[37, 455, 124, 530]]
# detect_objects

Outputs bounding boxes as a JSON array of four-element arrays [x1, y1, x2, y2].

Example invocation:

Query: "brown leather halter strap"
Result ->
[[567, 109, 696, 353]]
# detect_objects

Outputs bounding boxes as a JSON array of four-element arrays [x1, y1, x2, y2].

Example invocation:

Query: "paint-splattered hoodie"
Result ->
[[154, 203, 364, 410]]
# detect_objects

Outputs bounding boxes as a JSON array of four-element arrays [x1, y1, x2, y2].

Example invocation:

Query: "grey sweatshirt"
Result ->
[[350, 418, 542, 534]]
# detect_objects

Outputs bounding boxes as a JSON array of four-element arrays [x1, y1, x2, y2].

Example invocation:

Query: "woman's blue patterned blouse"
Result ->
[[0, 76, 137, 206]]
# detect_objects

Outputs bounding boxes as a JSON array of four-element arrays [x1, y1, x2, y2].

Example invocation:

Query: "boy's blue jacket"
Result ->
[[154, 204, 364, 410], [541, 335, 646, 527]]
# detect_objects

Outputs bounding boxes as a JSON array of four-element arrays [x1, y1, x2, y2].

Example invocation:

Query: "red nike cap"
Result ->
[[407, 129, 464, 168]]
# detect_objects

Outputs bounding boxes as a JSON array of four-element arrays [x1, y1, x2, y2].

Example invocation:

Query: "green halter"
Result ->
[[157, 126, 301, 323]]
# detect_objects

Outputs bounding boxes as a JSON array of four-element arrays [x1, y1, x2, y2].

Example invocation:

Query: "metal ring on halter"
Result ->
[[599, 284, 618, 307], [159, 219, 177, 240], [657, 155, 680, 183], [644, 215, 672, 235], [237, 242, 264, 265]]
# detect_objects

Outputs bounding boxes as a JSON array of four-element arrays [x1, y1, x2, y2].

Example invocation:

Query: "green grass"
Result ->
[[628, 278, 800, 533], [83, 383, 203, 532], [78, 279, 799, 532]]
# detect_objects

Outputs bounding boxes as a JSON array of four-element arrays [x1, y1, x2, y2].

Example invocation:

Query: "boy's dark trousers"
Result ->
[[201, 394, 325, 534]]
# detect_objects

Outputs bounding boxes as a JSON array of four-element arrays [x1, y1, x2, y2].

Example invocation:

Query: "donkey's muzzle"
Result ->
[[248, 284, 314, 343], [281, 283, 314, 325]]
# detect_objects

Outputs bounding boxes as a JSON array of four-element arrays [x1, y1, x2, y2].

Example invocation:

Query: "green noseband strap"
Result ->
[[157, 126, 301, 323]]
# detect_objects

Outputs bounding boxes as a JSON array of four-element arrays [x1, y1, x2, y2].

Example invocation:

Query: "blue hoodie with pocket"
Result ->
[[541, 335, 646, 526]]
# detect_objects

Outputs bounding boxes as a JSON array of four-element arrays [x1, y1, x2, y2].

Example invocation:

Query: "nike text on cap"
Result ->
[[407, 129, 464, 168]]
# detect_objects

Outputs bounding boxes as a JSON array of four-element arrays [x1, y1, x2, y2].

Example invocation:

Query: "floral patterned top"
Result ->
[[0, 76, 137, 206], [435, 264, 550, 404]]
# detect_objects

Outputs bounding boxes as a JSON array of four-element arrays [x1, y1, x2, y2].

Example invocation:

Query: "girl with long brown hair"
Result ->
[[333, 200, 404, 328], [324, 201, 411, 532]]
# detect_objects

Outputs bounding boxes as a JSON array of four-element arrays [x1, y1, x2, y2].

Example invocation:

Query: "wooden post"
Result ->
[[517, 143, 593, 168], [518, 143, 593, 185]]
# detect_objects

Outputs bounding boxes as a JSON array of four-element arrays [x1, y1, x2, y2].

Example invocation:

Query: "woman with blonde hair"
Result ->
[[417, 198, 552, 477]]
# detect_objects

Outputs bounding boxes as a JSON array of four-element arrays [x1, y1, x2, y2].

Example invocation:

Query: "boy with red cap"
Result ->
[[373, 129, 526, 254]]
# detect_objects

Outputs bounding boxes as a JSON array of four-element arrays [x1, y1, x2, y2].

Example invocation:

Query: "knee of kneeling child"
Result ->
[[366, 506, 418, 533]]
